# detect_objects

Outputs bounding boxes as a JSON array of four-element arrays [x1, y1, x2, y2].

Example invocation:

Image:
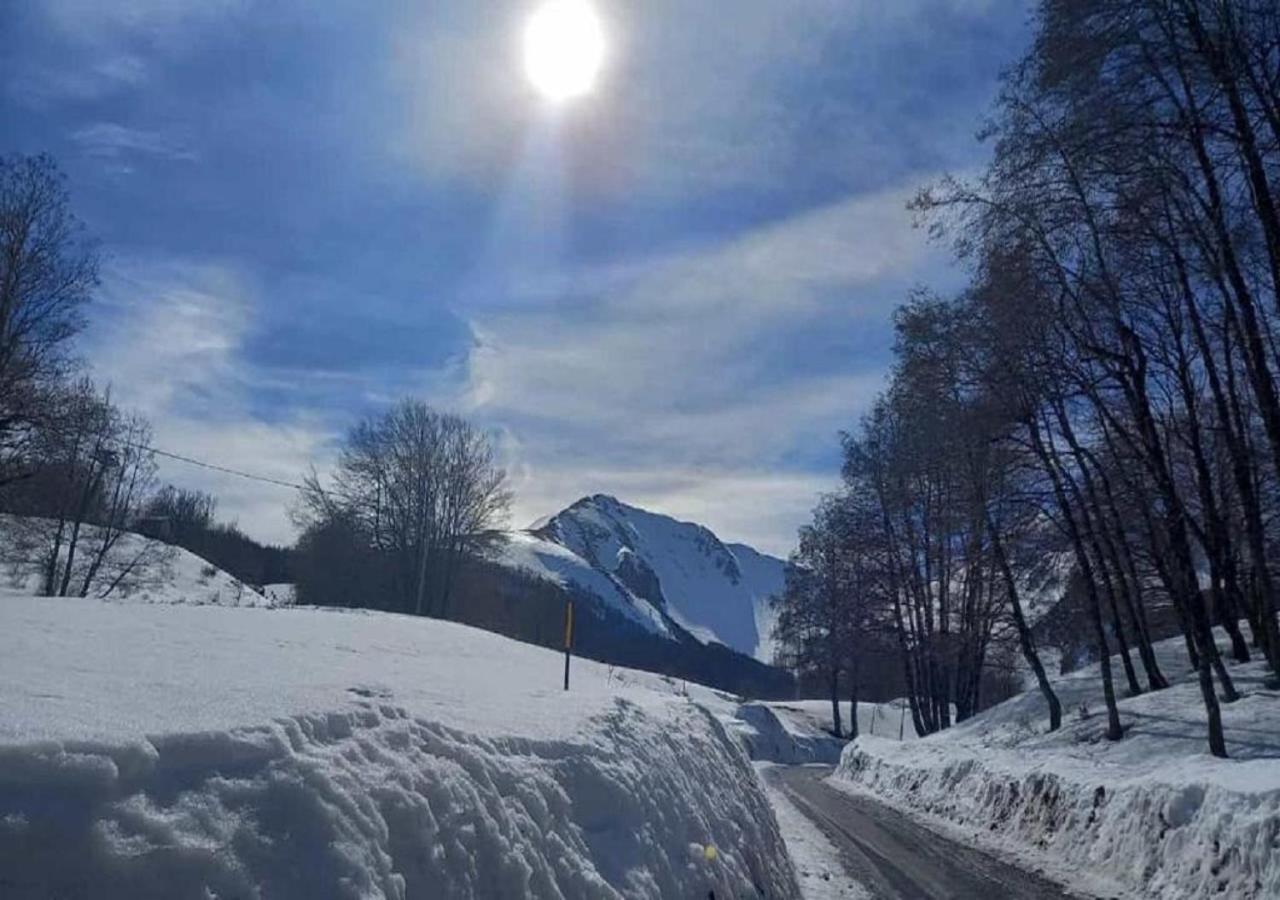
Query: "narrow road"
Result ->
[[767, 766, 1082, 900]]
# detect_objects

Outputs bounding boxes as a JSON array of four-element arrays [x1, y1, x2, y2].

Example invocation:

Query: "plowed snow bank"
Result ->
[[0, 597, 797, 899], [833, 630, 1280, 899]]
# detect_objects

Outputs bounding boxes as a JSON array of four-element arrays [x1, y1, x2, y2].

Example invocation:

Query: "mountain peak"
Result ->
[[520, 496, 785, 661]]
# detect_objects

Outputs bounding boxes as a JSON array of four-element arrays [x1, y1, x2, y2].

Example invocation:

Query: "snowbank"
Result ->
[[726, 703, 846, 765], [706, 699, 921, 767], [832, 631, 1280, 899], [0, 597, 797, 898]]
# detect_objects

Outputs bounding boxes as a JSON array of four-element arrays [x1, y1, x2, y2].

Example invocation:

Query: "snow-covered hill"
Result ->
[[0, 515, 271, 607], [0, 595, 798, 898], [495, 495, 785, 662]]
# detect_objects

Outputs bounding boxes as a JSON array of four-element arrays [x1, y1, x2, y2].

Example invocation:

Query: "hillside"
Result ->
[[0, 515, 272, 608], [0, 595, 798, 898]]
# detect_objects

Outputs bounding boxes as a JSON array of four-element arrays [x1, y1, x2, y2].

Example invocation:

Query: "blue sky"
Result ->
[[3, 0, 1031, 554]]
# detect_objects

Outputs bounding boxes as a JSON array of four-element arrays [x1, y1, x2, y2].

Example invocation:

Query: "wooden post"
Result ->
[[563, 598, 574, 691]]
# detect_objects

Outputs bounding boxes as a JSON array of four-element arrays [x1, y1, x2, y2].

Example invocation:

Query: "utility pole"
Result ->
[[563, 598, 574, 691]]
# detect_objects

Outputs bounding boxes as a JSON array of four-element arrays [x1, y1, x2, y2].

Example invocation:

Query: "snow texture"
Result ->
[[485, 530, 672, 636], [832, 628, 1280, 899], [0, 595, 797, 899], [725, 704, 846, 766]]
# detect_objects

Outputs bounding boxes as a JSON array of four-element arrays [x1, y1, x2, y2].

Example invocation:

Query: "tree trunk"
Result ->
[[987, 508, 1062, 731], [829, 666, 843, 739]]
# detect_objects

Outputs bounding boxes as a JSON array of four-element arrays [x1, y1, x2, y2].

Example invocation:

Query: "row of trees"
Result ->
[[775, 0, 1280, 757]]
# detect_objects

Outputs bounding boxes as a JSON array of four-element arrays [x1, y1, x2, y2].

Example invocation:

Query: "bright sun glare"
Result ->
[[523, 0, 605, 103]]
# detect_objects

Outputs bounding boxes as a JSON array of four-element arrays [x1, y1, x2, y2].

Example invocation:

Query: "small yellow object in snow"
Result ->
[[704, 844, 718, 862]]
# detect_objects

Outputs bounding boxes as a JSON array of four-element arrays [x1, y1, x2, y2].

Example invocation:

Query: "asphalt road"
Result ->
[[767, 766, 1084, 900]]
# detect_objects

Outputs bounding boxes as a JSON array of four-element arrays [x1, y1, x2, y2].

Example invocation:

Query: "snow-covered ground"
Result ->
[[0, 595, 797, 898], [261, 582, 297, 606], [0, 516, 270, 607], [832, 629, 1280, 899], [767, 699, 922, 743]]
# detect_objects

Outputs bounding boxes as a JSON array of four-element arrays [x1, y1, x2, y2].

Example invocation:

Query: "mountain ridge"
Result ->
[[493, 494, 786, 662]]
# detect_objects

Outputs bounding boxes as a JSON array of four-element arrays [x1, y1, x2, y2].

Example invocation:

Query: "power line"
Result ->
[[123, 441, 307, 491]]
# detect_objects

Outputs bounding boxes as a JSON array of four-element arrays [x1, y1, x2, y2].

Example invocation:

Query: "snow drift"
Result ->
[[832, 630, 1280, 899], [0, 597, 797, 899]]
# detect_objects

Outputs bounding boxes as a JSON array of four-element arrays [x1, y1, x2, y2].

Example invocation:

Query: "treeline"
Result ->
[[774, 0, 1280, 757], [134, 485, 292, 587], [0, 154, 286, 594]]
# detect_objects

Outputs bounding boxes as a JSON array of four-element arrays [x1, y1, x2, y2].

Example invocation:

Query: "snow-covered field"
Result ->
[[0, 595, 797, 898], [832, 630, 1280, 899]]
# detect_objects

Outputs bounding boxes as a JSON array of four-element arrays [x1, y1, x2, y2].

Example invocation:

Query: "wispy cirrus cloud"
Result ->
[[5, 0, 1031, 554], [83, 260, 331, 545], [455, 180, 956, 552], [72, 123, 197, 163]]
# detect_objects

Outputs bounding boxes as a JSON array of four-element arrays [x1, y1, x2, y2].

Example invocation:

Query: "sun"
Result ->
[[523, 1, 606, 103]]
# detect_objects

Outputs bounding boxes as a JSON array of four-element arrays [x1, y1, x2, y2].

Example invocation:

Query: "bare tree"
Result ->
[[0, 379, 164, 598], [297, 400, 512, 616], [0, 154, 97, 489]]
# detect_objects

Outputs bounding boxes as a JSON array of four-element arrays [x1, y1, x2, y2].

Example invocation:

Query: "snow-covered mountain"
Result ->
[[490, 494, 786, 663]]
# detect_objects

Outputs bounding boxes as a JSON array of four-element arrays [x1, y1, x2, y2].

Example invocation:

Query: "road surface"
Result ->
[[767, 766, 1084, 900]]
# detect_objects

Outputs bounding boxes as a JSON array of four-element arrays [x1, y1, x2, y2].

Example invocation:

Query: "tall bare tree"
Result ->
[[0, 154, 97, 489], [297, 400, 512, 616]]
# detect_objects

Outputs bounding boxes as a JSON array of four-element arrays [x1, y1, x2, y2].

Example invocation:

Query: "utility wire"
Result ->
[[122, 441, 307, 491]]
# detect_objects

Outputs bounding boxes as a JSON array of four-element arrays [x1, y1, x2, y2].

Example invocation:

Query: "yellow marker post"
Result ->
[[563, 598, 574, 691]]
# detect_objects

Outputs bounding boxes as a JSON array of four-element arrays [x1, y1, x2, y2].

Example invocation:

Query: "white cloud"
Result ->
[[455, 180, 946, 553], [75, 186, 944, 555], [83, 260, 332, 546], [8, 0, 244, 107], [72, 123, 197, 163]]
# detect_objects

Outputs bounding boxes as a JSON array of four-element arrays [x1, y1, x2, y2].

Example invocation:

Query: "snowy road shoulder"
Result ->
[[757, 763, 870, 900], [831, 631, 1280, 899]]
